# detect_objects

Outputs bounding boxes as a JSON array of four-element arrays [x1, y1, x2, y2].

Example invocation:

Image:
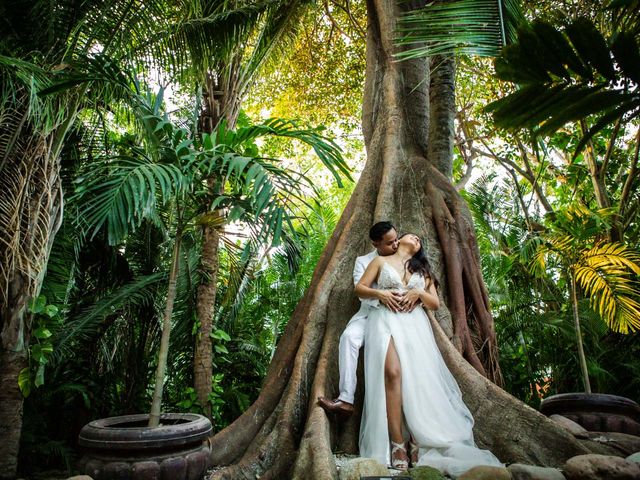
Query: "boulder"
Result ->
[[409, 465, 445, 479], [626, 452, 640, 463], [584, 431, 640, 456], [549, 415, 589, 439], [458, 465, 511, 480], [564, 454, 640, 480], [507, 463, 565, 479], [338, 457, 389, 480], [67, 476, 94, 480]]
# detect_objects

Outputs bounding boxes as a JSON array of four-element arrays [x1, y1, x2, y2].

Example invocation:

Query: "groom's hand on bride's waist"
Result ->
[[377, 290, 404, 312]]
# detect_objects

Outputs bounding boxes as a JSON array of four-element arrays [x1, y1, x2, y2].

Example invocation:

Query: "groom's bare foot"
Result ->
[[317, 397, 354, 416]]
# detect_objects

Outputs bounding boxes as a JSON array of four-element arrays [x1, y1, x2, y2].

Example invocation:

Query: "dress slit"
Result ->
[[358, 263, 503, 476]]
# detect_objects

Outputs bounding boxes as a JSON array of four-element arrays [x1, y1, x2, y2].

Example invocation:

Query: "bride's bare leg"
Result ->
[[385, 338, 403, 444], [385, 338, 408, 468]]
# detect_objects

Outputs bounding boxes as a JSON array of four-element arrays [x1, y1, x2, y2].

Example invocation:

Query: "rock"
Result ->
[[564, 454, 640, 479], [584, 431, 640, 456], [507, 463, 565, 479], [458, 465, 512, 480], [549, 415, 589, 439], [338, 457, 389, 480], [627, 452, 640, 463], [409, 465, 445, 479], [67, 477, 94, 480]]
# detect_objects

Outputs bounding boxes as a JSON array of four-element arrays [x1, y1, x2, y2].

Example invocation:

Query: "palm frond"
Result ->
[[575, 242, 640, 333], [486, 18, 640, 156], [214, 118, 351, 185], [73, 156, 187, 244], [395, 0, 524, 60], [237, 0, 310, 93], [52, 271, 166, 364]]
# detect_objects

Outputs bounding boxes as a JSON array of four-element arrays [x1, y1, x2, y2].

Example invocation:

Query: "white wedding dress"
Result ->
[[359, 263, 503, 477]]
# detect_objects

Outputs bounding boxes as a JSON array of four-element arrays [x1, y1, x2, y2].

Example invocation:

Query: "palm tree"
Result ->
[[184, 0, 330, 412], [529, 206, 640, 392], [71, 80, 346, 425], [0, 0, 311, 470]]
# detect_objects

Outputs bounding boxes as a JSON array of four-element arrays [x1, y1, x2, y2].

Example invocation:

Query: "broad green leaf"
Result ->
[[33, 327, 53, 339], [211, 329, 231, 341], [29, 296, 47, 314], [18, 368, 31, 398], [35, 364, 45, 387]]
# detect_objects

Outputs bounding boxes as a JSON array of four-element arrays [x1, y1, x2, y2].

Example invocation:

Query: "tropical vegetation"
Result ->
[[1, 0, 639, 477]]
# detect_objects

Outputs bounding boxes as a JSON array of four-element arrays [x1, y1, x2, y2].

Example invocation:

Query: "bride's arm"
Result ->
[[420, 278, 440, 310], [355, 258, 403, 312]]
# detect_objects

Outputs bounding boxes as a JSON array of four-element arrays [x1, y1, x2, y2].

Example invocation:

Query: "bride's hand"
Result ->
[[377, 290, 404, 312], [401, 289, 422, 312]]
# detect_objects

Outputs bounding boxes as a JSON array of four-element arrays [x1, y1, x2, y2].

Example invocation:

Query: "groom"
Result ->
[[317, 221, 404, 416]]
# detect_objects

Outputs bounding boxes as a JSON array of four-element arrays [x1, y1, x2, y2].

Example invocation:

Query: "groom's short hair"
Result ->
[[369, 221, 395, 242]]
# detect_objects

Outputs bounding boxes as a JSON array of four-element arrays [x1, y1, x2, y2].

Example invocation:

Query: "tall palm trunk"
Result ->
[[149, 232, 182, 427], [193, 71, 240, 417], [570, 270, 592, 393], [194, 223, 220, 419], [0, 130, 64, 478]]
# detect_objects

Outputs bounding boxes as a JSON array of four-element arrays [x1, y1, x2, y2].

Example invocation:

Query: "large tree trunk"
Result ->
[[204, 1, 605, 478], [0, 125, 64, 478]]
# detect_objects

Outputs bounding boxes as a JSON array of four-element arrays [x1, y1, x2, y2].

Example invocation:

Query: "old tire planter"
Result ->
[[77, 413, 212, 480], [540, 393, 640, 436]]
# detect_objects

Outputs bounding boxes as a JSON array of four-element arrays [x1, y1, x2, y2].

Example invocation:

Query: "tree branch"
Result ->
[[619, 127, 640, 218], [601, 117, 622, 180], [515, 137, 555, 214], [330, 0, 366, 40], [323, 0, 358, 45], [580, 119, 611, 210]]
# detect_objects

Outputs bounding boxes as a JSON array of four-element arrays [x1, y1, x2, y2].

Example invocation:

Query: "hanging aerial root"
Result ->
[[427, 179, 487, 377]]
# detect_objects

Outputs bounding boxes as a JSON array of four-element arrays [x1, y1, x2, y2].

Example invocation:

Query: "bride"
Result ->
[[355, 233, 502, 477]]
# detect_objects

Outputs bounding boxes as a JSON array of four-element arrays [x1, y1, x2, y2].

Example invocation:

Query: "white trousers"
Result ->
[[337, 316, 366, 404]]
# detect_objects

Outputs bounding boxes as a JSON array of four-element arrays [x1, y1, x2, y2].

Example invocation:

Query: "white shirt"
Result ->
[[351, 250, 380, 321]]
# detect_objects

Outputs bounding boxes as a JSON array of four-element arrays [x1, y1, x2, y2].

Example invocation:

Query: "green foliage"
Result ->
[[487, 17, 640, 155], [19, 296, 63, 397], [466, 172, 640, 405], [245, 1, 367, 164], [530, 206, 640, 334]]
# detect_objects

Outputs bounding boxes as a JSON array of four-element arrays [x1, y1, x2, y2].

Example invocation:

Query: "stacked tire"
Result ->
[[77, 413, 212, 480], [540, 393, 640, 436]]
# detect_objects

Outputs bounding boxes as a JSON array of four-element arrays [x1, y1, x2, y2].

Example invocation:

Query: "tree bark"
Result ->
[[194, 224, 220, 417], [203, 0, 609, 477], [428, 55, 456, 179], [193, 70, 235, 419], [0, 123, 63, 478]]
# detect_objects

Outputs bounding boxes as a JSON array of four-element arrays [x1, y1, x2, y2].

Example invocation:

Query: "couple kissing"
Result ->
[[317, 222, 502, 477]]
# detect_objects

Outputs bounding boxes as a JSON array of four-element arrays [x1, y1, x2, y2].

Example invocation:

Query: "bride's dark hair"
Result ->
[[400, 233, 439, 288]]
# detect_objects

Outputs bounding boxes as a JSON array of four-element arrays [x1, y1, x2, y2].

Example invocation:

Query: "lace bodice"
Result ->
[[377, 262, 425, 292]]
